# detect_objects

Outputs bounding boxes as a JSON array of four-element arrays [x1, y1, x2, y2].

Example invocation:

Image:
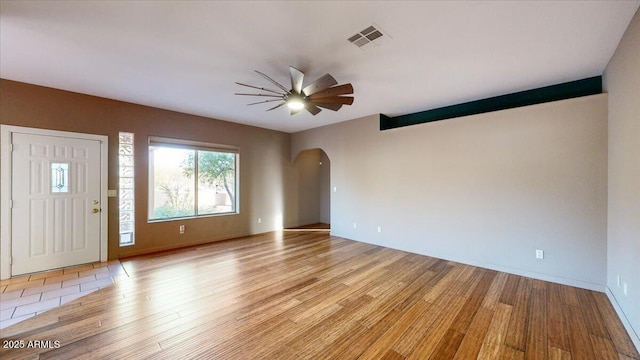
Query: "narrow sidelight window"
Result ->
[[119, 132, 135, 246]]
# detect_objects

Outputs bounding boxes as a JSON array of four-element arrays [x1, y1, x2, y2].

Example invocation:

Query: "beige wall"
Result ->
[[292, 94, 608, 290], [293, 149, 322, 226], [603, 8, 640, 348], [290, 148, 331, 226], [0, 79, 295, 259], [319, 150, 330, 224]]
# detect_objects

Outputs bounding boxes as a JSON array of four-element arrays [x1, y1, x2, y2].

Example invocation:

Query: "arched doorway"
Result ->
[[290, 148, 330, 230]]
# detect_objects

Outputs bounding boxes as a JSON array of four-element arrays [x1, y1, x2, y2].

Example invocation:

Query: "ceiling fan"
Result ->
[[235, 67, 354, 116]]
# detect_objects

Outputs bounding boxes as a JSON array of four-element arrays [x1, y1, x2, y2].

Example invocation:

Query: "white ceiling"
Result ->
[[1, 1, 638, 133]]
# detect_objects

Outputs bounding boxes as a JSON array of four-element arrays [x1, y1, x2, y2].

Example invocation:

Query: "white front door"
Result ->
[[11, 132, 102, 275]]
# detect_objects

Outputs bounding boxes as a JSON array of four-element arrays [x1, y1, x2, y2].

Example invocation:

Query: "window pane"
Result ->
[[119, 154, 133, 167], [119, 143, 132, 156], [119, 166, 133, 177], [119, 133, 133, 144], [119, 177, 133, 189], [149, 146, 195, 220], [197, 151, 236, 215], [50, 162, 70, 193]]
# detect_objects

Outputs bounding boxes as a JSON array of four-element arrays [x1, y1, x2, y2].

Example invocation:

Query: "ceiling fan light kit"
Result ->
[[286, 96, 305, 110], [235, 67, 354, 116]]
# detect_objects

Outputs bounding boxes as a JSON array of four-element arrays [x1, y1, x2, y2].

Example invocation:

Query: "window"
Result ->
[[148, 137, 239, 221], [50, 162, 70, 193], [119, 132, 135, 246]]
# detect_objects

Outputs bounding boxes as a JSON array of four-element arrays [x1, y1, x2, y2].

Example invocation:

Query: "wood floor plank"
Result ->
[[392, 287, 465, 356], [477, 303, 513, 360], [358, 300, 432, 360], [561, 285, 580, 306], [590, 334, 623, 360], [481, 271, 508, 310], [498, 274, 520, 305], [449, 269, 497, 334], [547, 282, 571, 351], [324, 308, 402, 359], [504, 277, 532, 351], [592, 291, 640, 359], [422, 263, 465, 303], [525, 287, 548, 360], [382, 349, 406, 360], [404, 291, 469, 359], [498, 346, 526, 360], [577, 287, 611, 338], [429, 329, 465, 360], [0, 231, 635, 360], [548, 345, 572, 360], [564, 304, 597, 360], [452, 306, 494, 359]]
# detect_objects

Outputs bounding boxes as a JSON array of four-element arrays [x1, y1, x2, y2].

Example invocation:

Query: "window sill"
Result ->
[[147, 211, 239, 223]]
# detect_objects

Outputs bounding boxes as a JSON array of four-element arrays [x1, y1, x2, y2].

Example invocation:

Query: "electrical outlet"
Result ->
[[179, 225, 185, 234], [353, 222, 357, 229], [377, 226, 382, 233], [623, 282, 628, 296], [535, 250, 544, 259], [258, 218, 262, 224], [617, 274, 621, 287]]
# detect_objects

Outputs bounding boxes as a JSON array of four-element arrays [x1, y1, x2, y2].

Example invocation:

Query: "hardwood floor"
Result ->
[[0, 231, 637, 359]]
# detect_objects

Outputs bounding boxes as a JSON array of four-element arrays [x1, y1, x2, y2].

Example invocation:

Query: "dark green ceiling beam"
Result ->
[[380, 76, 602, 131]]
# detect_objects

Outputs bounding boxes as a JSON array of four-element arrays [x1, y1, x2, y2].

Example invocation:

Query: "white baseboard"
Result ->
[[606, 287, 640, 353]]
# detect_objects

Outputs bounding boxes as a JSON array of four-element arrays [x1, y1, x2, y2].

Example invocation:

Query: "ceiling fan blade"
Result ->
[[306, 104, 322, 115], [309, 96, 354, 105], [247, 99, 285, 106], [235, 93, 285, 98], [302, 74, 337, 96], [308, 83, 354, 100], [266, 102, 287, 111], [255, 70, 290, 93], [235, 82, 286, 95], [290, 67, 304, 94], [314, 103, 343, 111]]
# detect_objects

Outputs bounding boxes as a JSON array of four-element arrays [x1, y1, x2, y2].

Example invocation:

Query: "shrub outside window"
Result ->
[[148, 137, 239, 221]]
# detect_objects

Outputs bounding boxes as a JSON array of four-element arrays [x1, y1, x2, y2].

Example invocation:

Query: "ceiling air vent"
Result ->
[[348, 24, 387, 49]]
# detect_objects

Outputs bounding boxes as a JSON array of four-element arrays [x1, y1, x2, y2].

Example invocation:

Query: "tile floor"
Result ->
[[0, 260, 129, 329]]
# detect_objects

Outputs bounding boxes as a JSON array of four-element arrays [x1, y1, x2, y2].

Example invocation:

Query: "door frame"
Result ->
[[1, 125, 109, 280]]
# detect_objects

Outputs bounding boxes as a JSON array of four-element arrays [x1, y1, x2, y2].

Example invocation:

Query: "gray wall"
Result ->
[[290, 148, 331, 227], [603, 8, 640, 347], [319, 151, 331, 224], [292, 94, 608, 290], [293, 149, 322, 226]]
